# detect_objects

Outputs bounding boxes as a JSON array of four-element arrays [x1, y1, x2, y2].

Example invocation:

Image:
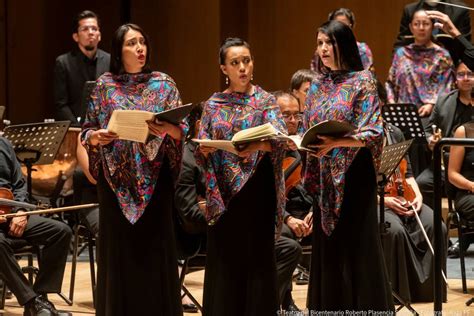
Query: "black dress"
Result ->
[[95, 159, 182, 316], [202, 155, 279, 316], [307, 148, 395, 312]]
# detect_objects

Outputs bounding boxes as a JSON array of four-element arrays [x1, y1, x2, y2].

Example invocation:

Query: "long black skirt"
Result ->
[[96, 160, 182, 316], [307, 148, 395, 312], [202, 155, 279, 316]]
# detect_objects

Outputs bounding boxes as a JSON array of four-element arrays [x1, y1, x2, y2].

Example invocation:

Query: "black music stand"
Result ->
[[3, 121, 71, 200], [377, 139, 419, 315], [382, 104, 426, 144]]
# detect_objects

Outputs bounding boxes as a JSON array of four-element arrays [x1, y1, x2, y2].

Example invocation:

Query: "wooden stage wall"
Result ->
[[0, 0, 473, 124]]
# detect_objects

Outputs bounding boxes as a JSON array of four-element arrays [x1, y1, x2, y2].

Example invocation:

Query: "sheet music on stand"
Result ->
[[3, 121, 71, 198], [382, 104, 426, 144], [378, 139, 414, 183]]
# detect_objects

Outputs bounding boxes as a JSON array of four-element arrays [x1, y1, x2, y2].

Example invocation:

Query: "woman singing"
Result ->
[[81, 24, 185, 316], [197, 37, 287, 316], [304, 20, 394, 312]]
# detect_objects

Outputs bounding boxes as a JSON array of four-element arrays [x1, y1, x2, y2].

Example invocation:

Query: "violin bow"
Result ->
[[0, 203, 99, 219], [412, 207, 449, 285]]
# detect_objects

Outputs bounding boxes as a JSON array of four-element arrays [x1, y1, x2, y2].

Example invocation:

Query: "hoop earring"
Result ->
[[225, 77, 229, 85]]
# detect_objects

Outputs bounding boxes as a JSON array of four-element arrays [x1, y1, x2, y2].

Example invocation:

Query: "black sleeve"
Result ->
[[54, 57, 77, 123], [457, 35, 474, 72], [174, 145, 207, 234], [457, 8, 471, 42], [0, 138, 28, 211]]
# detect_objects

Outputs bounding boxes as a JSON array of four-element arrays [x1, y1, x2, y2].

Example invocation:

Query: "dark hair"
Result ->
[[73, 10, 100, 34], [290, 69, 317, 91], [410, 8, 432, 24], [110, 23, 152, 75], [186, 103, 204, 141], [271, 90, 300, 105], [314, 20, 363, 74], [219, 37, 251, 65], [328, 8, 355, 28]]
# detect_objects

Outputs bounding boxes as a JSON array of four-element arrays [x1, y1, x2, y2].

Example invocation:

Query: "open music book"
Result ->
[[107, 103, 193, 143], [290, 120, 356, 152], [193, 123, 282, 155], [193, 120, 356, 154]]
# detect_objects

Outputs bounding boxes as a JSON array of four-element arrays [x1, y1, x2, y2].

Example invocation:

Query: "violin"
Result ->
[[0, 187, 14, 215], [283, 156, 302, 196], [385, 158, 416, 204], [0, 187, 98, 219]]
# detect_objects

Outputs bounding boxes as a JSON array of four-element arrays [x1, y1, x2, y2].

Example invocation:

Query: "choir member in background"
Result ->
[[81, 23, 185, 316], [394, 0, 471, 62], [311, 8, 374, 72], [386, 9, 455, 176], [197, 37, 287, 316], [304, 20, 393, 312]]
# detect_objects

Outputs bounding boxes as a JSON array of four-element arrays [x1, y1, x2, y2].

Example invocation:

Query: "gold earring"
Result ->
[[225, 77, 229, 85]]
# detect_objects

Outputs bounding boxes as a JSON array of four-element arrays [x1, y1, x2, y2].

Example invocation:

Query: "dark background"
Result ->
[[0, 0, 473, 124]]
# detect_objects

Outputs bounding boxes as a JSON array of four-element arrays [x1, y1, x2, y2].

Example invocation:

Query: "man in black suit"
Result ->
[[394, 0, 471, 61], [54, 10, 110, 126], [0, 137, 73, 316]]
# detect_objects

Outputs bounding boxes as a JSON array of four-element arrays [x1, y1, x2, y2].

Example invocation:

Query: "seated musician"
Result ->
[[415, 62, 474, 257], [448, 122, 474, 253], [378, 84, 447, 303], [290, 69, 317, 114], [174, 103, 302, 312], [273, 91, 313, 289], [0, 136, 72, 316]]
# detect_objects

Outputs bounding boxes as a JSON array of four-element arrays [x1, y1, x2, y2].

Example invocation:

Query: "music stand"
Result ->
[[3, 121, 71, 199], [382, 104, 426, 144], [377, 139, 419, 315]]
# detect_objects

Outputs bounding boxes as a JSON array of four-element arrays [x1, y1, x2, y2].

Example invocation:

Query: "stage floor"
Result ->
[[1, 261, 474, 315]]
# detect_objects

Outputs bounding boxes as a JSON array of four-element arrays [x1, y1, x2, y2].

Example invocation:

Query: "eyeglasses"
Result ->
[[78, 26, 99, 33], [282, 113, 303, 120], [456, 71, 474, 79]]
